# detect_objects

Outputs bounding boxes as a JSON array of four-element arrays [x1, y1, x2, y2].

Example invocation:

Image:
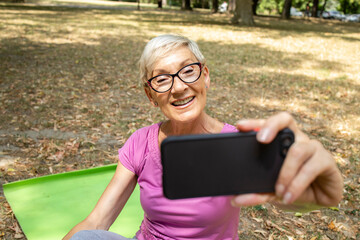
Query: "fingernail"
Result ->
[[276, 184, 285, 197], [231, 199, 237, 207], [236, 120, 247, 126], [258, 128, 270, 142], [283, 192, 292, 204]]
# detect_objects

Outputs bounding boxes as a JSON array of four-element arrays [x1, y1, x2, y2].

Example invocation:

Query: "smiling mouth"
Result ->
[[172, 96, 195, 106]]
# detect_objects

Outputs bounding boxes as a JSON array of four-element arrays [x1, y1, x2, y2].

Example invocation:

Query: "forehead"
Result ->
[[152, 46, 198, 73]]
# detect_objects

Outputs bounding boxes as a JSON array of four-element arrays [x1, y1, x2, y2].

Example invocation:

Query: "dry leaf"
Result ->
[[328, 221, 337, 231], [252, 217, 263, 223], [254, 229, 267, 237], [266, 220, 293, 235], [14, 233, 24, 239]]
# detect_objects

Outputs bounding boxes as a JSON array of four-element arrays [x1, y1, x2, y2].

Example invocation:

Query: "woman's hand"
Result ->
[[231, 112, 343, 210]]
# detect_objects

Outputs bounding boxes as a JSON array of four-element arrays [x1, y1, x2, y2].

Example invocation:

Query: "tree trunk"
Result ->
[[182, 0, 192, 10], [320, 0, 328, 16], [252, 0, 259, 15], [212, 0, 219, 13], [232, 0, 255, 26], [228, 0, 236, 12], [312, 0, 319, 17], [281, 0, 292, 19]]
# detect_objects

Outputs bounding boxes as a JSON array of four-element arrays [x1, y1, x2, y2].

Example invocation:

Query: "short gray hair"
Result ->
[[139, 34, 205, 86]]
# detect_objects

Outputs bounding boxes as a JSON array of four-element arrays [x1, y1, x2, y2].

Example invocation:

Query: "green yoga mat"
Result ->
[[3, 164, 143, 240]]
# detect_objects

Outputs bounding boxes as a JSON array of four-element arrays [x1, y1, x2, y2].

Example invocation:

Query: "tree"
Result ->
[[228, 0, 236, 11], [212, 0, 219, 13], [252, 0, 260, 15], [232, 0, 255, 25], [182, 0, 192, 10], [338, 0, 360, 14], [312, 0, 320, 17], [320, 0, 328, 15], [281, 0, 292, 19]]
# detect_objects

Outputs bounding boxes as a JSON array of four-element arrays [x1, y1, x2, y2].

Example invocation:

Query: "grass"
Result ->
[[0, 1, 359, 239]]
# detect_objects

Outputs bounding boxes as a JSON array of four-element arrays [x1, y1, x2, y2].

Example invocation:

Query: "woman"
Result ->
[[64, 34, 343, 240]]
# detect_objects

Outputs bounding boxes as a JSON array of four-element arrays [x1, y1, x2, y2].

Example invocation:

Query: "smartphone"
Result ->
[[161, 128, 294, 200]]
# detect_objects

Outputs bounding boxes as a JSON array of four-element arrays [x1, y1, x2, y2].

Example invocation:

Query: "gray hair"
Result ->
[[139, 34, 205, 86]]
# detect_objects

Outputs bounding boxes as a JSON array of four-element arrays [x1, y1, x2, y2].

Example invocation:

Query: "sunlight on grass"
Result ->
[[1, 5, 359, 155], [1, 5, 360, 239]]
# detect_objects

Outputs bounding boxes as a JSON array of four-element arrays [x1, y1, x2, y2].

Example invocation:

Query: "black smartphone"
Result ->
[[161, 128, 294, 200]]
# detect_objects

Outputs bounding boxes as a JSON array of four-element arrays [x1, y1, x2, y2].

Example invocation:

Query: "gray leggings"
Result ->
[[71, 230, 137, 240]]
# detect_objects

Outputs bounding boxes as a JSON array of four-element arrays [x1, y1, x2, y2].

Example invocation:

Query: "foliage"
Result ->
[[193, 0, 211, 8], [338, 0, 360, 13], [257, 0, 360, 15], [258, 0, 283, 15]]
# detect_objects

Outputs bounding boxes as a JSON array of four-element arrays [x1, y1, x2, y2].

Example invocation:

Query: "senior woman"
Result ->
[[64, 34, 343, 240]]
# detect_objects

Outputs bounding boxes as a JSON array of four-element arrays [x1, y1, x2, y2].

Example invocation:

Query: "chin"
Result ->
[[171, 110, 203, 124]]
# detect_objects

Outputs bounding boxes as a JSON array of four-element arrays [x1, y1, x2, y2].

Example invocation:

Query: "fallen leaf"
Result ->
[[295, 212, 302, 217], [252, 217, 263, 223], [14, 233, 24, 239], [328, 221, 337, 231], [329, 207, 339, 211], [254, 229, 267, 237]]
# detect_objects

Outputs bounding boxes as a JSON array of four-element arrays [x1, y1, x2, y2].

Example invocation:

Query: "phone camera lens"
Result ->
[[280, 135, 293, 158], [282, 137, 293, 148], [282, 148, 288, 157]]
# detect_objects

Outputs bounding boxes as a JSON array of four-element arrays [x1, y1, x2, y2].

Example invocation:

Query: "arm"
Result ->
[[231, 112, 343, 210], [63, 162, 137, 240]]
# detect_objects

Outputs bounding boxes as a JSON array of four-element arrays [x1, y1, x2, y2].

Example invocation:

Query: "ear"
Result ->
[[144, 86, 158, 107], [203, 65, 210, 89]]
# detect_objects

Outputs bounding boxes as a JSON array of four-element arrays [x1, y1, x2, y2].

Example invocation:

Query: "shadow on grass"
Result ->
[[1, 33, 358, 141], [1, 7, 359, 239], [1, 4, 360, 39]]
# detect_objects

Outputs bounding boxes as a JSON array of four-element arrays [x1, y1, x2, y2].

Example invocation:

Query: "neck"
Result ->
[[162, 112, 223, 136]]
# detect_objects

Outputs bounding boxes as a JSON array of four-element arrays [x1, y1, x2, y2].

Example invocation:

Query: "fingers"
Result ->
[[276, 140, 339, 205], [258, 112, 307, 143], [236, 112, 343, 207], [237, 112, 309, 144], [231, 193, 276, 207], [275, 141, 317, 203], [236, 119, 265, 132]]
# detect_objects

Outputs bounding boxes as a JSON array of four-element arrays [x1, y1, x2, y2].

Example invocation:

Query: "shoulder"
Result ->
[[120, 123, 160, 152], [118, 123, 160, 175], [128, 123, 160, 144]]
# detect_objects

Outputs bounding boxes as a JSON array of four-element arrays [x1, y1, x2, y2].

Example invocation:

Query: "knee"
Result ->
[[70, 230, 100, 240]]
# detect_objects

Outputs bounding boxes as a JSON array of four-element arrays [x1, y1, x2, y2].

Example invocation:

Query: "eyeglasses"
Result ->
[[147, 62, 202, 93]]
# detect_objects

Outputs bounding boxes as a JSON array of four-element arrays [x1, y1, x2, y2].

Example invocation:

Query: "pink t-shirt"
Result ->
[[118, 123, 240, 240]]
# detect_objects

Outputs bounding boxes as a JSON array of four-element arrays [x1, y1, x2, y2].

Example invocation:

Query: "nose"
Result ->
[[171, 75, 187, 93]]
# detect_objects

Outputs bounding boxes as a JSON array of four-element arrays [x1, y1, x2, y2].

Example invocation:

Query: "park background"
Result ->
[[0, 0, 359, 238]]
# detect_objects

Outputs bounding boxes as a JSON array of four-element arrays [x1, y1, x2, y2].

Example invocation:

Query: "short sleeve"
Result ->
[[118, 127, 150, 176], [221, 123, 237, 133], [118, 131, 138, 174]]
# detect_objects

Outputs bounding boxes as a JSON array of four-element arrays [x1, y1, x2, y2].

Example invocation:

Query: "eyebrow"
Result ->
[[152, 58, 194, 76]]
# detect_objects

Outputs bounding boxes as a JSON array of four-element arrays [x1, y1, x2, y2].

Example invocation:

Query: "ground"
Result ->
[[0, 1, 359, 239]]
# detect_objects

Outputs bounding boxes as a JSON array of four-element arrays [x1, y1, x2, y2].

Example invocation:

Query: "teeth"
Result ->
[[173, 97, 194, 106]]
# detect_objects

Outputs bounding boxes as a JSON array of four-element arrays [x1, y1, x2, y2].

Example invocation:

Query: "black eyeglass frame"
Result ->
[[147, 62, 203, 93]]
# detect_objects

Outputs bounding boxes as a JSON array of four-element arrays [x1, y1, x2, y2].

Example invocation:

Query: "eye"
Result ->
[[181, 66, 195, 75], [154, 76, 171, 85]]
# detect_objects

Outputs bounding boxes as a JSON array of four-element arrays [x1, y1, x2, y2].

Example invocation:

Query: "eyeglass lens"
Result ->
[[150, 63, 201, 92]]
